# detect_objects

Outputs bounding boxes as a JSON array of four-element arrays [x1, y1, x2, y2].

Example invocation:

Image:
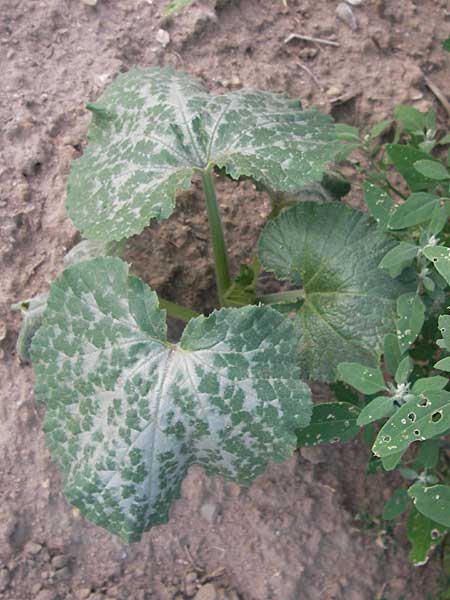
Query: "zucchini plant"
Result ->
[[17, 66, 413, 543]]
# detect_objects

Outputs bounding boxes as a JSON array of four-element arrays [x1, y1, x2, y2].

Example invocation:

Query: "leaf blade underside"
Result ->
[[31, 257, 312, 542], [258, 202, 411, 381]]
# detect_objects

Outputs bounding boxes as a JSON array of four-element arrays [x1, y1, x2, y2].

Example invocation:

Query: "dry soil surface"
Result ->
[[1, 1, 450, 599]]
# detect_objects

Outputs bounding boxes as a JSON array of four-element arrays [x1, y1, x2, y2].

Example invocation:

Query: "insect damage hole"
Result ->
[[407, 412, 416, 422], [413, 429, 420, 436], [431, 411, 443, 423], [431, 529, 440, 540]]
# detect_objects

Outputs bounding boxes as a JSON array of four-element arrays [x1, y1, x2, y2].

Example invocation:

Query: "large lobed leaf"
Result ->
[[258, 202, 411, 381], [67, 67, 340, 241], [31, 257, 312, 541]]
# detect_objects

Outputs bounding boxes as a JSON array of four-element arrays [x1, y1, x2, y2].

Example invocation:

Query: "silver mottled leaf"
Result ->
[[258, 202, 410, 381], [31, 257, 312, 541], [67, 67, 340, 241]]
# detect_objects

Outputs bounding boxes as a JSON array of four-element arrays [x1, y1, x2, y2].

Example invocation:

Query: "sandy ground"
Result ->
[[1, 1, 450, 598]]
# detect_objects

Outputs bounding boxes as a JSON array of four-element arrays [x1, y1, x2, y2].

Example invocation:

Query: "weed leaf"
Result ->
[[296, 402, 360, 447]]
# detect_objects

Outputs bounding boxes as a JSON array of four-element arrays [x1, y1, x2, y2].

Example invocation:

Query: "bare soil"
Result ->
[[1, 1, 450, 599]]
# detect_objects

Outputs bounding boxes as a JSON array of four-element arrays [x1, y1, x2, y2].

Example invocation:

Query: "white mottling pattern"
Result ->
[[31, 257, 312, 542], [66, 67, 340, 241]]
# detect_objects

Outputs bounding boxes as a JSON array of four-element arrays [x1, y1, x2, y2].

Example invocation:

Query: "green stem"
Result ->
[[258, 289, 305, 304], [159, 298, 200, 322], [201, 166, 232, 305]]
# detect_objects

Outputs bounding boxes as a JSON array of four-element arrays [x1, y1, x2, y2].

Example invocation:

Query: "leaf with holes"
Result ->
[[258, 202, 411, 381], [296, 402, 360, 447], [30, 257, 312, 541], [372, 390, 450, 457], [408, 484, 450, 529], [407, 507, 448, 566], [66, 67, 340, 241], [363, 182, 394, 230], [438, 315, 450, 351], [396, 293, 425, 354], [337, 363, 386, 395], [423, 245, 450, 285]]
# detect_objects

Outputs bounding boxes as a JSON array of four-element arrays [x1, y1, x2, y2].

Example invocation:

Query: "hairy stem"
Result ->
[[159, 298, 200, 322], [201, 166, 232, 305]]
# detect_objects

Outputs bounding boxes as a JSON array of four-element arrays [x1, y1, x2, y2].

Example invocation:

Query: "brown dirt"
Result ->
[[1, 1, 450, 599]]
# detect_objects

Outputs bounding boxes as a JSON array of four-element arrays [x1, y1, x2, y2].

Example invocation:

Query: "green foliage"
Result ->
[[164, 0, 194, 16], [258, 202, 408, 381], [407, 508, 448, 566], [296, 402, 360, 447], [14, 56, 450, 568], [67, 67, 339, 241], [409, 485, 450, 529], [31, 257, 312, 541]]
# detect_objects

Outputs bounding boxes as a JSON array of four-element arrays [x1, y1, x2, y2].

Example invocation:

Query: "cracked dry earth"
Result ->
[[1, 0, 450, 598]]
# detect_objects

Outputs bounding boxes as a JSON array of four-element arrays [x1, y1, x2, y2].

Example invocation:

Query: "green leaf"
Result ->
[[435, 357, 450, 372], [407, 507, 448, 566], [408, 484, 450, 528], [386, 144, 436, 191], [164, 0, 194, 16], [444, 38, 450, 52], [428, 201, 450, 235], [383, 333, 402, 376], [415, 439, 440, 469], [357, 396, 394, 426], [394, 105, 426, 134], [395, 355, 413, 384], [423, 245, 450, 285], [335, 124, 360, 142], [373, 390, 450, 457], [368, 118, 392, 140], [296, 402, 360, 447], [412, 376, 448, 394], [382, 488, 410, 520], [414, 160, 449, 181], [396, 293, 426, 353], [67, 67, 340, 241], [11, 293, 48, 362], [363, 182, 394, 229], [379, 242, 418, 277], [438, 315, 450, 351], [64, 239, 126, 266], [258, 202, 410, 381], [337, 363, 386, 395], [12, 240, 125, 362], [388, 193, 440, 229], [30, 257, 312, 541], [382, 451, 404, 471], [439, 133, 450, 145]]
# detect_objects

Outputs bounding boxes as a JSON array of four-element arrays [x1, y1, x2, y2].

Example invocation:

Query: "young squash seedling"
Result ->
[[17, 66, 411, 543]]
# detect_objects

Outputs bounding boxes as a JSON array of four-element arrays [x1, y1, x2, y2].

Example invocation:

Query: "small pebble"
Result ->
[[156, 28, 170, 47], [24, 541, 43, 556], [194, 583, 218, 600], [336, 2, 358, 30], [0, 569, 11, 593]]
